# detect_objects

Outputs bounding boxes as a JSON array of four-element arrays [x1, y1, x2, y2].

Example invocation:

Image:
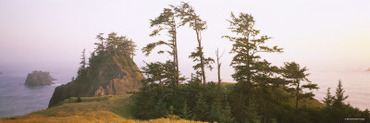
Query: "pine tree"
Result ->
[[281, 62, 318, 113], [142, 7, 180, 89], [180, 102, 191, 119], [208, 95, 222, 122], [323, 87, 334, 107], [173, 2, 214, 85], [223, 12, 282, 122], [193, 94, 208, 121], [223, 12, 283, 91], [93, 32, 136, 58], [105, 32, 119, 55], [165, 105, 177, 119], [141, 61, 179, 89], [141, 62, 166, 86], [323, 80, 350, 123], [219, 104, 235, 123], [126, 39, 137, 60], [80, 48, 86, 70], [77, 48, 87, 76], [94, 33, 105, 56], [333, 80, 348, 107]]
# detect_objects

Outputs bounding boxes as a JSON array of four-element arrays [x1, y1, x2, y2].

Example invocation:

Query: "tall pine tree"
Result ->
[[173, 2, 214, 85], [223, 12, 282, 122], [142, 7, 180, 89]]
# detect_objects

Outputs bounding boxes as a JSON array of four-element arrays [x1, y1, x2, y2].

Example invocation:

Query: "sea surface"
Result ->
[[0, 70, 369, 118], [310, 71, 370, 110], [0, 70, 71, 118]]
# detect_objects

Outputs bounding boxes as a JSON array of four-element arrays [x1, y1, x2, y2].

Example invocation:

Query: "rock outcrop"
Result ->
[[48, 55, 143, 107], [25, 71, 55, 86]]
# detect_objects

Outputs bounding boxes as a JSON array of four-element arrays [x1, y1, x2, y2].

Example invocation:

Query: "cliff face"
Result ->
[[48, 55, 143, 107], [25, 71, 55, 86]]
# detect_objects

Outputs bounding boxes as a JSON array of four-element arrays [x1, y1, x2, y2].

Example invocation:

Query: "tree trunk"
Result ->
[[216, 48, 221, 86], [295, 80, 300, 113], [174, 29, 179, 88], [245, 35, 252, 105], [195, 26, 206, 85], [171, 16, 179, 91]]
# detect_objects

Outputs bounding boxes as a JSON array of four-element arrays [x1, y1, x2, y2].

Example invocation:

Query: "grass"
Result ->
[[0, 81, 323, 122], [0, 95, 205, 123]]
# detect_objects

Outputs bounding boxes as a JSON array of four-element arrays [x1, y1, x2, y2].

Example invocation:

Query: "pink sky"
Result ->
[[0, 0, 369, 81]]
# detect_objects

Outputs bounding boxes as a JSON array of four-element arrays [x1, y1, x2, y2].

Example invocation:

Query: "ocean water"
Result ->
[[0, 70, 368, 118], [0, 71, 70, 118], [310, 71, 370, 110]]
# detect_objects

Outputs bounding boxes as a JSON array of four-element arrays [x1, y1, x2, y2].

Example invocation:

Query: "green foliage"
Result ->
[[141, 61, 173, 86], [134, 60, 185, 120], [192, 94, 208, 121], [132, 3, 370, 123], [143, 6, 180, 89], [141, 61, 185, 91], [94, 32, 136, 57], [281, 62, 318, 113], [223, 12, 282, 86], [333, 80, 348, 107], [318, 80, 370, 123], [180, 102, 191, 119], [77, 48, 88, 80], [219, 104, 235, 123], [208, 98, 222, 122], [84, 32, 137, 83], [165, 106, 176, 119], [132, 76, 228, 122], [224, 12, 285, 123], [79, 49, 87, 70], [133, 77, 369, 122], [323, 87, 334, 107], [172, 2, 206, 30], [173, 2, 214, 84], [188, 47, 215, 83]]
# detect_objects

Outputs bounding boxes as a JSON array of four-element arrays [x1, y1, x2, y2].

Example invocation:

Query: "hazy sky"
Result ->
[[1, 0, 370, 82]]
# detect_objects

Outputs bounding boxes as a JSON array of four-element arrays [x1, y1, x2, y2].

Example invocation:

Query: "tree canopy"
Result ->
[[130, 2, 369, 123]]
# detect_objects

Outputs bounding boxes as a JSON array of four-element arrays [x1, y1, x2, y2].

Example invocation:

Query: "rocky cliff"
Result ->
[[48, 55, 143, 107], [25, 71, 55, 86]]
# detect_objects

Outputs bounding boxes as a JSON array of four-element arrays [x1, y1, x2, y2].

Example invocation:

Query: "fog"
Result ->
[[1, 0, 370, 82]]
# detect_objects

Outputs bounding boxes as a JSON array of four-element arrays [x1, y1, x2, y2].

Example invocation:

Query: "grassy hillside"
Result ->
[[1, 82, 323, 122], [1, 95, 204, 123]]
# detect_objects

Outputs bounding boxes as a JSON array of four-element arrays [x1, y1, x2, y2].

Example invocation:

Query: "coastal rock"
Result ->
[[25, 71, 55, 86], [48, 55, 143, 107]]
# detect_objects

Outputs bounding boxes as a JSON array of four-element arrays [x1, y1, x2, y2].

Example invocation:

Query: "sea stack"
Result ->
[[48, 55, 143, 108], [25, 71, 55, 86]]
